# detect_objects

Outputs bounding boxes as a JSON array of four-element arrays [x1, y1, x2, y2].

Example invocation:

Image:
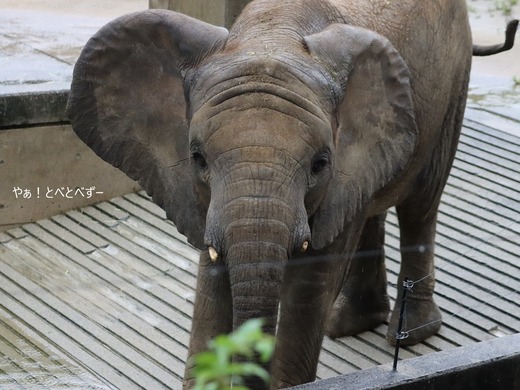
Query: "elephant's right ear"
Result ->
[[67, 10, 228, 249]]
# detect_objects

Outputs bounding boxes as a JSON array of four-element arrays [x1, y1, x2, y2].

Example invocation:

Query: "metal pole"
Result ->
[[392, 277, 412, 372]]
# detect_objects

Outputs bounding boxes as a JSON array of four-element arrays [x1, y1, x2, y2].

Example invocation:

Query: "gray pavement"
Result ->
[[0, 0, 518, 95], [0, 1, 147, 94]]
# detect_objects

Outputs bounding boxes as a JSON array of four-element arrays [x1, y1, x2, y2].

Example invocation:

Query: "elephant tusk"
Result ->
[[208, 246, 218, 262], [300, 240, 309, 253]]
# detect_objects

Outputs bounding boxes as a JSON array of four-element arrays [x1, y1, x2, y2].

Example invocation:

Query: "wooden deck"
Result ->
[[1, 103, 519, 389]]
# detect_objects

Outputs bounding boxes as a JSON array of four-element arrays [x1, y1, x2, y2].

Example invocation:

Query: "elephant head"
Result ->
[[67, 9, 417, 384]]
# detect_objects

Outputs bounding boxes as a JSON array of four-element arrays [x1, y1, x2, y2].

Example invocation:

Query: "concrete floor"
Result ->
[[0, 0, 518, 94]]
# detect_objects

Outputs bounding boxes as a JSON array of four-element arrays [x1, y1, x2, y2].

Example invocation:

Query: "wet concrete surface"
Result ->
[[0, 0, 518, 94], [470, 0, 520, 78], [0, 1, 148, 94]]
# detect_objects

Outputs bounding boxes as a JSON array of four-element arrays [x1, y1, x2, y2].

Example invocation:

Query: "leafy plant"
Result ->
[[191, 319, 275, 390]]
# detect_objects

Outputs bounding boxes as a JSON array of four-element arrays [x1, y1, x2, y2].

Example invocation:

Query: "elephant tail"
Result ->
[[472, 19, 518, 56]]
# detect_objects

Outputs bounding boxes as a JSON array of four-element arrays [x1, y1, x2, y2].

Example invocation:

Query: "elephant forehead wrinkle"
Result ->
[[201, 112, 329, 166], [193, 69, 296, 106], [223, 194, 294, 211], [224, 168, 302, 193], [206, 85, 327, 127], [222, 176, 296, 194], [223, 160, 301, 183], [221, 185, 298, 208], [222, 159, 302, 178], [214, 145, 309, 172], [223, 203, 293, 227], [227, 242, 289, 261], [216, 145, 297, 163], [190, 54, 331, 111], [224, 219, 292, 243]]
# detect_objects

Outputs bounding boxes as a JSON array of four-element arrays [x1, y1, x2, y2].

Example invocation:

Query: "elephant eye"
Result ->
[[311, 150, 330, 175], [191, 151, 208, 170]]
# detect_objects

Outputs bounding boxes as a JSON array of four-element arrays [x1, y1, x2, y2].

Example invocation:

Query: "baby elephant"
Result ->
[[67, 0, 517, 388]]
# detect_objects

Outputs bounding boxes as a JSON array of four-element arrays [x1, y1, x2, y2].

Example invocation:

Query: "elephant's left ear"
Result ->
[[304, 24, 418, 250], [67, 10, 228, 249]]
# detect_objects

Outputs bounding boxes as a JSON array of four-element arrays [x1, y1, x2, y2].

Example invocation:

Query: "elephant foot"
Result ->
[[325, 291, 390, 339], [386, 296, 442, 346]]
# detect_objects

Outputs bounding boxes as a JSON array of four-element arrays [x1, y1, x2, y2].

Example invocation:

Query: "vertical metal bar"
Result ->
[[392, 277, 410, 372]]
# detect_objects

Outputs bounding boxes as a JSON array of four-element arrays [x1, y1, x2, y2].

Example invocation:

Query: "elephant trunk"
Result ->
[[217, 196, 296, 331], [214, 197, 305, 307], [203, 152, 311, 387], [227, 236, 287, 334], [224, 212, 291, 390], [205, 158, 310, 326]]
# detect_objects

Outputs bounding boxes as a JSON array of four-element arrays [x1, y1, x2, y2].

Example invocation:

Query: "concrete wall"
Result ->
[[0, 91, 140, 232], [294, 333, 520, 390], [149, 0, 251, 28]]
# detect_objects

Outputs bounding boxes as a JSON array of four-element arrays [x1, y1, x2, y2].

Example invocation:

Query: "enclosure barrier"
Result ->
[[293, 333, 520, 390], [0, 90, 140, 231]]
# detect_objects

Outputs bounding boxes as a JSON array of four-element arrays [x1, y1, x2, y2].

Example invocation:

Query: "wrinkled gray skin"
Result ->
[[68, 0, 494, 388]]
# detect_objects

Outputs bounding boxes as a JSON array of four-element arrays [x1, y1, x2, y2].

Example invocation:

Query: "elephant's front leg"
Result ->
[[325, 212, 390, 338], [387, 202, 442, 345], [271, 253, 337, 388], [183, 251, 233, 389]]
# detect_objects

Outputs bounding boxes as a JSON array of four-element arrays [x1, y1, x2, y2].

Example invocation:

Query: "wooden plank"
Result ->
[[35, 219, 97, 255], [443, 185, 520, 232], [0, 255, 141, 389], [6, 235, 186, 381], [458, 136, 520, 169], [51, 214, 110, 249], [106, 200, 199, 263], [114, 195, 192, 246], [75, 206, 197, 285], [125, 192, 170, 221], [386, 222, 520, 328], [28, 216, 196, 333], [445, 175, 519, 223], [0, 311, 90, 389], [0, 232, 12, 244], [7, 225, 183, 388], [464, 107, 520, 136], [462, 117, 520, 148]]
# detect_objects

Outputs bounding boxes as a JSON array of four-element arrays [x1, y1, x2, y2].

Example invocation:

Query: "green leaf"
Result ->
[[229, 362, 270, 382], [255, 337, 275, 363], [190, 319, 275, 389]]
